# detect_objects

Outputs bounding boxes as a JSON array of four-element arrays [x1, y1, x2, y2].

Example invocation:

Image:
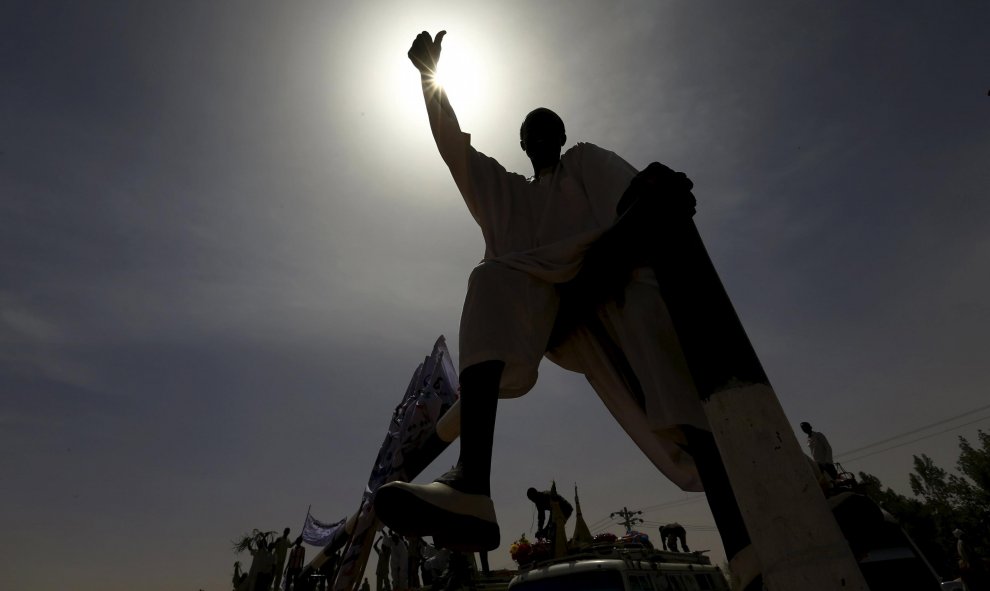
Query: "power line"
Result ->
[[589, 403, 990, 537], [642, 520, 717, 531], [638, 495, 706, 513], [586, 517, 614, 531], [835, 402, 990, 459], [840, 413, 990, 465], [610, 506, 644, 532]]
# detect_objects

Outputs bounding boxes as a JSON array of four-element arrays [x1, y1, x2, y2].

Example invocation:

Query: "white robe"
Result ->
[[424, 83, 708, 492]]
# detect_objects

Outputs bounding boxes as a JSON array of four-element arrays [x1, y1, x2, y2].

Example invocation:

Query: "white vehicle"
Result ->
[[508, 546, 730, 591]]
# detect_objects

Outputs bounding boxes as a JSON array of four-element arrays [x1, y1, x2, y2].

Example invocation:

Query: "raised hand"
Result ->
[[408, 30, 446, 75]]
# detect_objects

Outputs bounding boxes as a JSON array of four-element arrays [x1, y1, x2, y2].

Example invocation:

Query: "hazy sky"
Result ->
[[2, 2, 989, 590]]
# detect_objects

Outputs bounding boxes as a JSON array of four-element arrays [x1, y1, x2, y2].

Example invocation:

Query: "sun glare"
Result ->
[[432, 41, 484, 115]]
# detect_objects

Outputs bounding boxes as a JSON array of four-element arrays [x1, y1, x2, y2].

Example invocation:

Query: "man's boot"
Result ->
[[375, 360, 503, 552]]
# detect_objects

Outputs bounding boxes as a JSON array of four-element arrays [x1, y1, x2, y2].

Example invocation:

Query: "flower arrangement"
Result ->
[[510, 534, 553, 566], [509, 534, 532, 565], [592, 532, 617, 545]]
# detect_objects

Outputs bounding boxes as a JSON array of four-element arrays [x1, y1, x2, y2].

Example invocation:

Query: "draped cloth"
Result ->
[[424, 83, 708, 492]]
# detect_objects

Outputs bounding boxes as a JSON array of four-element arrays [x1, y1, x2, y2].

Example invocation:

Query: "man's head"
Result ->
[[800, 422, 812, 434], [526, 487, 540, 501], [520, 108, 566, 172], [284, 527, 291, 537]]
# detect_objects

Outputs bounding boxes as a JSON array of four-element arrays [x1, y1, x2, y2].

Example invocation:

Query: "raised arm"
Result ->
[[407, 31, 517, 242], [408, 31, 468, 170], [407, 31, 458, 127]]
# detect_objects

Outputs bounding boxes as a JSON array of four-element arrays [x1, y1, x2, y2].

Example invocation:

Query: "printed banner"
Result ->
[[301, 512, 347, 547], [332, 336, 459, 591]]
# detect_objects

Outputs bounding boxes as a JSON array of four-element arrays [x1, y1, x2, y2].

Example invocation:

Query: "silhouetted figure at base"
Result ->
[[956, 528, 990, 591], [385, 531, 408, 590], [316, 553, 338, 591], [442, 552, 475, 591], [527, 487, 573, 541], [659, 523, 689, 553], [253, 541, 276, 591], [375, 30, 760, 591], [800, 422, 838, 481], [407, 535, 424, 589], [245, 536, 268, 591], [373, 534, 392, 591], [273, 528, 292, 591], [233, 561, 248, 591], [423, 543, 450, 587], [286, 536, 306, 591]]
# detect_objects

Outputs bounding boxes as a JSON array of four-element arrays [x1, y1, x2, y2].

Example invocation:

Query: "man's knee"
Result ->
[[459, 360, 505, 387], [466, 260, 529, 288]]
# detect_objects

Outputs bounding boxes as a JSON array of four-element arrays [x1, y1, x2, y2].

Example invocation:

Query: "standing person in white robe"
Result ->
[[800, 421, 837, 480], [384, 532, 408, 591], [376, 30, 759, 589]]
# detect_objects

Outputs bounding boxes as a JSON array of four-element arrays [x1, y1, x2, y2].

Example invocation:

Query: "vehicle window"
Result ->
[[694, 574, 716, 590], [510, 570, 625, 591], [656, 576, 687, 591], [653, 571, 724, 591], [628, 574, 654, 591]]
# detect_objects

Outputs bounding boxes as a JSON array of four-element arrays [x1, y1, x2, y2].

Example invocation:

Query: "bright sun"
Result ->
[[432, 40, 484, 115]]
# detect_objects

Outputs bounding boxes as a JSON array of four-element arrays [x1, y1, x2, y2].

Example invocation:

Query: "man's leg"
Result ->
[[442, 360, 502, 495], [374, 360, 503, 551]]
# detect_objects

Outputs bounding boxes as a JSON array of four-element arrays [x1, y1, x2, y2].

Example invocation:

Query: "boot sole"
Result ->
[[375, 484, 500, 552]]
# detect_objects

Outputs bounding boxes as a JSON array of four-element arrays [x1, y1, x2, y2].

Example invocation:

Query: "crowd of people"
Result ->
[[233, 528, 306, 591], [230, 525, 481, 591], [373, 528, 476, 591]]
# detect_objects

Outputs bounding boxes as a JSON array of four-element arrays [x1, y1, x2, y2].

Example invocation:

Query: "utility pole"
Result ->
[[610, 506, 643, 532]]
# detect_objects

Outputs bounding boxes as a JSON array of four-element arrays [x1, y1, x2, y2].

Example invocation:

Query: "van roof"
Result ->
[[509, 545, 722, 587], [525, 544, 713, 567]]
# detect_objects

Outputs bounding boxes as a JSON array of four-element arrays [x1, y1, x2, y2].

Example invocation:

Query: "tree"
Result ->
[[951, 432, 990, 561], [953, 431, 990, 517], [856, 470, 951, 574], [857, 430, 990, 579]]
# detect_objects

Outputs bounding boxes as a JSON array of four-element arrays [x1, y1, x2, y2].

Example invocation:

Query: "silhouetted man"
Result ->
[[384, 531, 408, 590], [659, 523, 689, 552], [526, 487, 573, 541], [286, 536, 306, 590], [254, 541, 276, 591], [800, 422, 837, 480], [376, 30, 758, 589], [272, 527, 292, 590], [373, 534, 392, 591]]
